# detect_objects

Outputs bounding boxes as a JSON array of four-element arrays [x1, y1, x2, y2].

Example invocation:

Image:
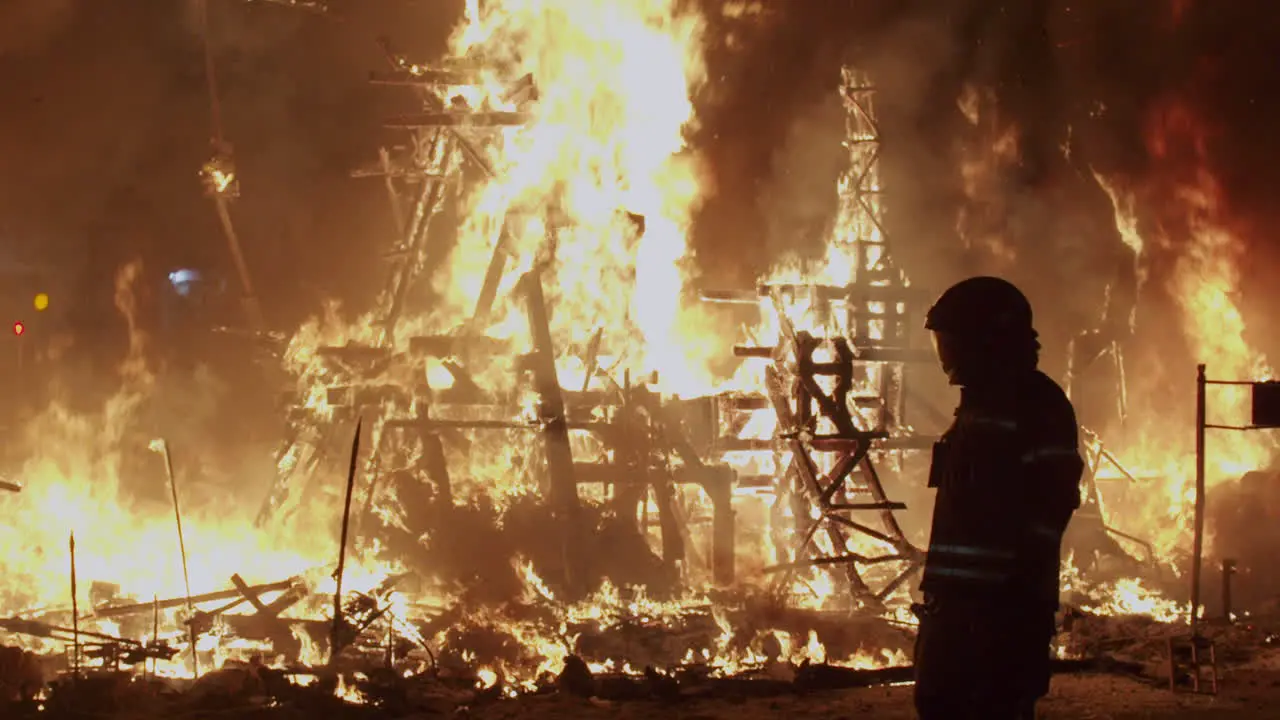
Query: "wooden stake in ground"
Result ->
[[69, 532, 79, 677], [153, 438, 199, 678], [331, 418, 362, 664], [151, 595, 159, 681]]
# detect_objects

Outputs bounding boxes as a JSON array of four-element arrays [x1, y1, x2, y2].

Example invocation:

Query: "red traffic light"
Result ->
[[12, 322, 23, 336]]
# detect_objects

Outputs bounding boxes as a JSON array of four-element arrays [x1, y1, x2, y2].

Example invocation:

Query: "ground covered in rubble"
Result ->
[[16, 671, 1280, 720], [457, 673, 1280, 720], [11, 613, 1280, 719], [15, 653, 1280, 720]]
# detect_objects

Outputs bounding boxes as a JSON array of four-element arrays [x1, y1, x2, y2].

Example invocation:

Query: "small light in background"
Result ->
[[33, 293, 49, 312], [168, 268, 203, 298], [12, 321, 24, 336]]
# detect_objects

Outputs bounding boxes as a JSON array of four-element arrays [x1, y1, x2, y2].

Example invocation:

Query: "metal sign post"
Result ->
[[1191, 364, 1207, 639], [1174, 364, 1280, 693]]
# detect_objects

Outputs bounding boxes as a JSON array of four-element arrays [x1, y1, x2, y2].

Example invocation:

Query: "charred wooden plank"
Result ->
[[472, 225, 513, 328], [377, 147, 406, 238], [216, 613, 329, 645], [520, 272, 579, 512], [503, 73, 537, 103], [324, 384, 412, 410], [702, 283, 928, 305], [763, 553, 913, 574], [406, 334, 511, 357], [828, 501, 908, 511], [714, 435, 932, 452], [791, 657, 1145, 693], [686, 676, 795, 699], [520, 271, 584, 593], [230, 575, 271, 616], [382, 417, 616, 433], [385, 111, 531, 129], [758, 282, 929, 302], [580, 327, 603, 393], [733, 345, 932, 363], [350, 166, 445, 180], [369, 69, 480, 86], [0, 617, 142, 647], [717, 393, 771, 410], [90, 580, 296, 620], [794, 662, 913, 691], [572, 463, 644, 485], [230, 573, 301, 619], [651, 472, 685, 568], [703, 466, 736, 585], [315, 344, 394, 364], [441, 360, 484, 398], [380, 145, 457, 339], [422, 431, 453, 504], [244, 0, 330, 12]]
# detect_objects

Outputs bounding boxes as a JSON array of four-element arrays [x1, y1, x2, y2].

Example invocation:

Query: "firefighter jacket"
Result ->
[[920, 369, 1084, 611]]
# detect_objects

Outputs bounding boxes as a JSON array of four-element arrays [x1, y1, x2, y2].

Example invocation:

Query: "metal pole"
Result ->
[[199, 0, 264, 333], [1191, 364, 1207, 637], [213, 195, 265, 331], [1222, 559, 1236, 623]]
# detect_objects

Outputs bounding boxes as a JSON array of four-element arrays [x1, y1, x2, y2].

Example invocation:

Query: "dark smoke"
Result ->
[[755, 91, 845, 268], [691, 2, 867, 287], [693, 1, 1280, 405], [0, 0, 74, 55], [0, 1, 458, 380]]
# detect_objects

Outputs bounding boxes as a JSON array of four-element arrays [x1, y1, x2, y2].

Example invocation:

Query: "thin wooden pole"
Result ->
[[158, 439, 199, 677], [330, 419, 363, 664], [70, 532, 79, 677]]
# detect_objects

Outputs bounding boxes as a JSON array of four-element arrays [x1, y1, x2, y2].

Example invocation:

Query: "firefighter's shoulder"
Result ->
[[1017, 371, 1079, 429]]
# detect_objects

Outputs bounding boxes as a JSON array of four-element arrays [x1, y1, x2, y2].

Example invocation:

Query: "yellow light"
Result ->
[[33, 293, 48, 311]]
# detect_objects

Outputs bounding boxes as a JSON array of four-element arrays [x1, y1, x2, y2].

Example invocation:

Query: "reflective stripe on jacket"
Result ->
[[920, 370, 1083, 609]]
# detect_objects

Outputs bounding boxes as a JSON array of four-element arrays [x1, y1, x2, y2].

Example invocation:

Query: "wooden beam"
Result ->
[[385, 111, 531, 129]]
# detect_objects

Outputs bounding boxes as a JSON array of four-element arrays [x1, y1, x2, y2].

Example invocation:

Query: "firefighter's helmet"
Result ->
[[924, 276, 1034, 338]]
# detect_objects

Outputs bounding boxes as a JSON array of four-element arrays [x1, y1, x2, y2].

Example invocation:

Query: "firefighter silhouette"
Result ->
[[914, 276, 1084, 720]]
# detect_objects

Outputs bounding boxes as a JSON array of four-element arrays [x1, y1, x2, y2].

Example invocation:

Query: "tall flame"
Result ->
[[1095, 101, 1276, 560], [445, 0, 716, 395]]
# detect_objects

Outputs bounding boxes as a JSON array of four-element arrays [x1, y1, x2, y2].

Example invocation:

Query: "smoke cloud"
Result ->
[[0, 0, 75, 55], [756, 91, 845, 267]]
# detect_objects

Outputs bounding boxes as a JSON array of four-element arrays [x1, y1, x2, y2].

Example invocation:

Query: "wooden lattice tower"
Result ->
[[704, 68, 930, 611]]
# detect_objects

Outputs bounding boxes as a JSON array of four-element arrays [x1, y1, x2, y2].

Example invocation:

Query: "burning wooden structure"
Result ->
[[253, 41, 935, 616]]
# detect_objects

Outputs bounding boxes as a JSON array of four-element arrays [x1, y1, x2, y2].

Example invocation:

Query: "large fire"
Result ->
[[0, 0, 1274, 701], [1091, 100, 1277, 568]]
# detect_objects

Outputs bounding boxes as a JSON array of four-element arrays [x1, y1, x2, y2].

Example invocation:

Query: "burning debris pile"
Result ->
[[3, 0, 1280, 715]]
